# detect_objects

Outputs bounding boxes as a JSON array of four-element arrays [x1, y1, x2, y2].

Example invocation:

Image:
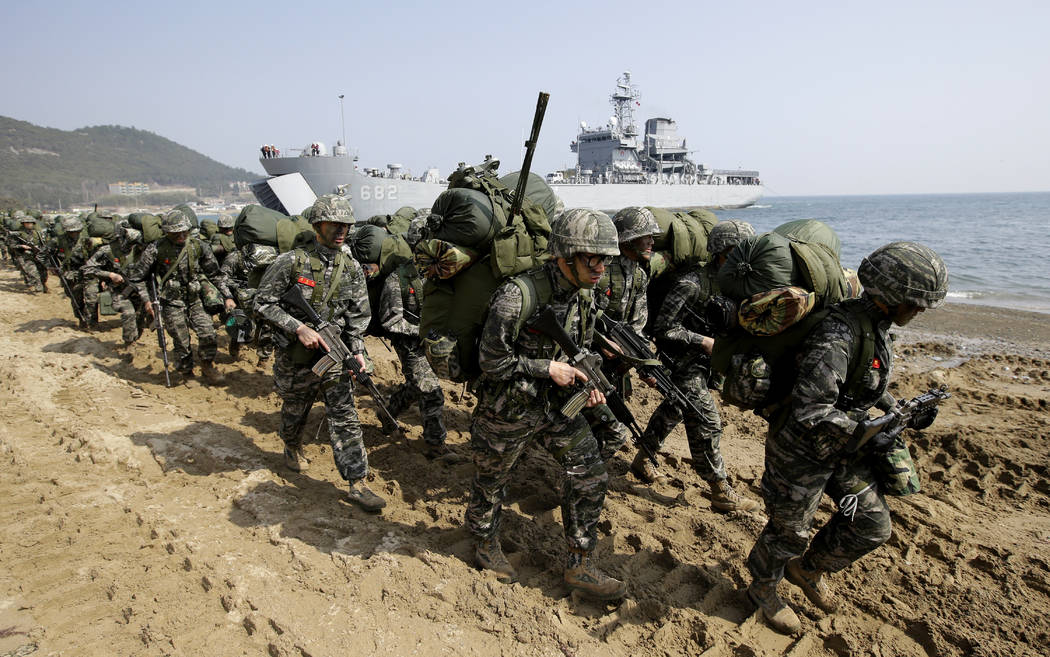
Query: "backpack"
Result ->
[[711, 298, 876, 419], [233, 204, 314, 253], [200, 219, 219, 239], [366, 206, 418, 236], [415, 159, 559, 381], [128, 213, 164, 243], [647, 207, 719, 280]]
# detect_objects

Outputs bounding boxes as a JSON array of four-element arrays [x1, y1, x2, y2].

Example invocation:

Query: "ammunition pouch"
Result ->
[[198, 278, 223, 314]]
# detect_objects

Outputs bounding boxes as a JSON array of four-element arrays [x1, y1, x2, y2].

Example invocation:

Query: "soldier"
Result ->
[[11, 213, 49, 293], [211, 214, 237, 264], [83, 223, 145, 345], [130, 210, 234, 384], [466, 209, 626, 601], [634, 220, 760, 514], [365, 257, 452, 460], [51, 216, 92, 328], [221, 242, 276, 367], [588, 206, 661, 463], [745, 242, 948, 635], [253, 195, 384, 512]]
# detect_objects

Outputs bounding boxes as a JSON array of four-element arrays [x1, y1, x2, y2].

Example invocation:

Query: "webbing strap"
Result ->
[[158, 239, 193, 287]]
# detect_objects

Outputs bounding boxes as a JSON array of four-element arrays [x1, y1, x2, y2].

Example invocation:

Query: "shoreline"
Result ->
[[892, 301, 1050, 359]]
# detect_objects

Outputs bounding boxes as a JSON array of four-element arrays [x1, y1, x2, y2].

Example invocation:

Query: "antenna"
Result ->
[[338, 94, 347, 151]]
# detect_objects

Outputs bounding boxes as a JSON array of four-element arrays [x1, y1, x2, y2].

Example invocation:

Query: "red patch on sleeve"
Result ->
[[409, 287, 415, 294], [872, 358, 882, 369], [163, 259, 171, 265], [297, 276, 316, 287]]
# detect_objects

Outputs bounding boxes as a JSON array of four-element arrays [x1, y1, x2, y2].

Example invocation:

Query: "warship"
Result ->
[[251, 72, 761, 217], [547, 71, 763, 210]]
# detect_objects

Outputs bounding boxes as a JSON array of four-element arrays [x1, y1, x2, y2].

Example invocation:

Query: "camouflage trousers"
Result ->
[[109, 286, 141, 344], [82, 279, 100, 325], [161, 298, 217, 372], [640, 369, 727, 481], [387, 336, 446, 446], [60, 273, 87, 323], [273, 350, 367, 482], [747, 428, 892, 585], [466, 392, 609, 552], [15, 254, 46, 291]]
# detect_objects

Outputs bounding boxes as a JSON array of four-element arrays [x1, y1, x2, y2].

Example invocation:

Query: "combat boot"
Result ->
[[200, 361, 226, 385], [564, 549, 626, 601], [747, 580, 801, 635], [422, 443, 465, 464], [630, 451, 666, 484], [710, 479, 760, 512], [347, 480, 386, 513], [283, 446, 309, 473], [786, 557, 839, 613], [474, 536, 517, 583]]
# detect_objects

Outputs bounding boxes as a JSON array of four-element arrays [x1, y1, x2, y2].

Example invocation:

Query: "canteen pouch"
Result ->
[[98, 290, 118, 316], [722, 352, 773, 410], [873, 439, 921, 496]]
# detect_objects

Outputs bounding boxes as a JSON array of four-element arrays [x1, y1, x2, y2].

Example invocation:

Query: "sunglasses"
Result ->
[[577, 253, 613, 269]]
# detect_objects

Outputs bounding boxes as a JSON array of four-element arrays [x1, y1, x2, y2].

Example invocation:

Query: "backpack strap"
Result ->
[[831, 299, 877, 403], [295, 246, 349, 322], [158, 239, 192, 287]]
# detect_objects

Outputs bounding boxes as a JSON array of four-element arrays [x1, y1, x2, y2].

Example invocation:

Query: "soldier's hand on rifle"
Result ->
[[296, 323, 329, 352], [585, 387, 606, 408], [869, 431, 898, 452], [144, 301, 155, 319], [700, 335, 714, 355], [224, 297, 237, 312], [550, 361, 588, 387], [350, 353, 368, 380], [641, 374, 658, 388], [600, 339, 624, 360], [108, 272, 124, 285]]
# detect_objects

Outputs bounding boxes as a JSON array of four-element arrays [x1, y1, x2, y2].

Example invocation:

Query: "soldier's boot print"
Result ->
[[786, 557, 839, 613], [347, 480, 386, 513], [630, 450, 666, 484], [200, 360, 226, 385], [564, 548, 626, 601], [747, 580, 801, 635], [709, 478, 760, 512], [474, 536, 517, 584], [283, 445, 309, 473]]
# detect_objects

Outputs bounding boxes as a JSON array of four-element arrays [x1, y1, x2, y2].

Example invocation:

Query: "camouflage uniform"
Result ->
[[466, 260, 609, 552], [82, 230, 144, 344], [211, 215, 236, 265], [12, 221, 49, 292], [745, 242, 948, 634], [253, 203, 372, 484], [51, 222, 93, 327], [374, 263, 447, 447], [130, 229, 231, 373], [641, 262, 728, 481]]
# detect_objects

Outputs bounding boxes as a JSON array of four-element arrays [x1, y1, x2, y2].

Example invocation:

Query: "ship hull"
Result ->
[[549, 182, 763, 212], [258, 157, 446, 217]]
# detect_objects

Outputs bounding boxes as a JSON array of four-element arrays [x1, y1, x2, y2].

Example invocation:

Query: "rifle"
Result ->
[[508, 91, 550, 221], [277, 285, 402, 434], [45, 250, 87, 325], [148, 274, 172, 387], [594, 314, 708, 420], [844, 386, 951, 453], [529, 306, 658, 467]]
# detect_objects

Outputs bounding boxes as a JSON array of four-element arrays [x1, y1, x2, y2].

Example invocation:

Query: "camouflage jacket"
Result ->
[[129, 236, 231, 307], [652, 262, 718, 351], [781, 296, 897, 460], [253, 242, 370, 354], [82, 238, 140, 281], [220, 249, 248, 292], [595, 254, 648, 334], [477, 261, 596, 406]]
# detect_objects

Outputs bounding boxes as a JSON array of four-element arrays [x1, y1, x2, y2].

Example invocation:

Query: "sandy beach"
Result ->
[[1, 266, 1047, 657]]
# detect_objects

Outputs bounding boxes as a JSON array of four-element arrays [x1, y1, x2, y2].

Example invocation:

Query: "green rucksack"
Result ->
[[365, 206, 418, 236], [128, 213, 164, 243], [416, 159, 559, 382], [350, 224, 413, 277], [233, 204, 314, 253], [200, 219, 219, 239], [87, 214, 115, 240], [647, 207, 719, 280]]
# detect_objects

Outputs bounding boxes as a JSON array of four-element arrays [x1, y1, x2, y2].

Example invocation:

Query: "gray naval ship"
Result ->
[[548, 71, 763, 210], [251, 71, 761, 217]]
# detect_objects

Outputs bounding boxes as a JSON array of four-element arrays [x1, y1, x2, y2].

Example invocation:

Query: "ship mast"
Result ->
[[610, 71, 640, 138]]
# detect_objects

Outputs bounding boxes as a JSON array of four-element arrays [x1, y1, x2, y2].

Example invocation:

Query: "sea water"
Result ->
[[732, 192, 1050, 314]]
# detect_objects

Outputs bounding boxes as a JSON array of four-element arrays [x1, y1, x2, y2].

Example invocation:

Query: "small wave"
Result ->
[[749, 204, 773, 209], [946, 290, 988, 300]]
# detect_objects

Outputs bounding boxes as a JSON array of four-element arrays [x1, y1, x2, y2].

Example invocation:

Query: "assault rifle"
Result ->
[[844, 386, 951, 453], [508, 91, 550, 221], [147, 274, 172, 388], [530, 306, 659, 468], [278, 285, 402, 434], [594, 314, 707, 420], [46, 250, 87, 325]]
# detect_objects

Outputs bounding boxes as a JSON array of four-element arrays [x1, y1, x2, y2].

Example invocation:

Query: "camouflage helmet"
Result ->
[[161, 209, 191, 233], [20, 213, 37, 224], [62, 216, 85, 232], [12, 210, 26, 220], [308, 194, 355, 225], [858, 241, 948, 309], [612, 207, 661, 243], [708, 220, 756, 255], [217, 214, 235, 229], [549, 208, 619, 259]]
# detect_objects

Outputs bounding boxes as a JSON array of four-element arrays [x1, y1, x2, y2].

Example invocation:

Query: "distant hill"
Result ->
[[0, 116, 260, 208]]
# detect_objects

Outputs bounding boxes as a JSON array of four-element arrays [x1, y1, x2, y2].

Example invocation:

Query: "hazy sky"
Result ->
[[2, 0, 1047, 196]]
